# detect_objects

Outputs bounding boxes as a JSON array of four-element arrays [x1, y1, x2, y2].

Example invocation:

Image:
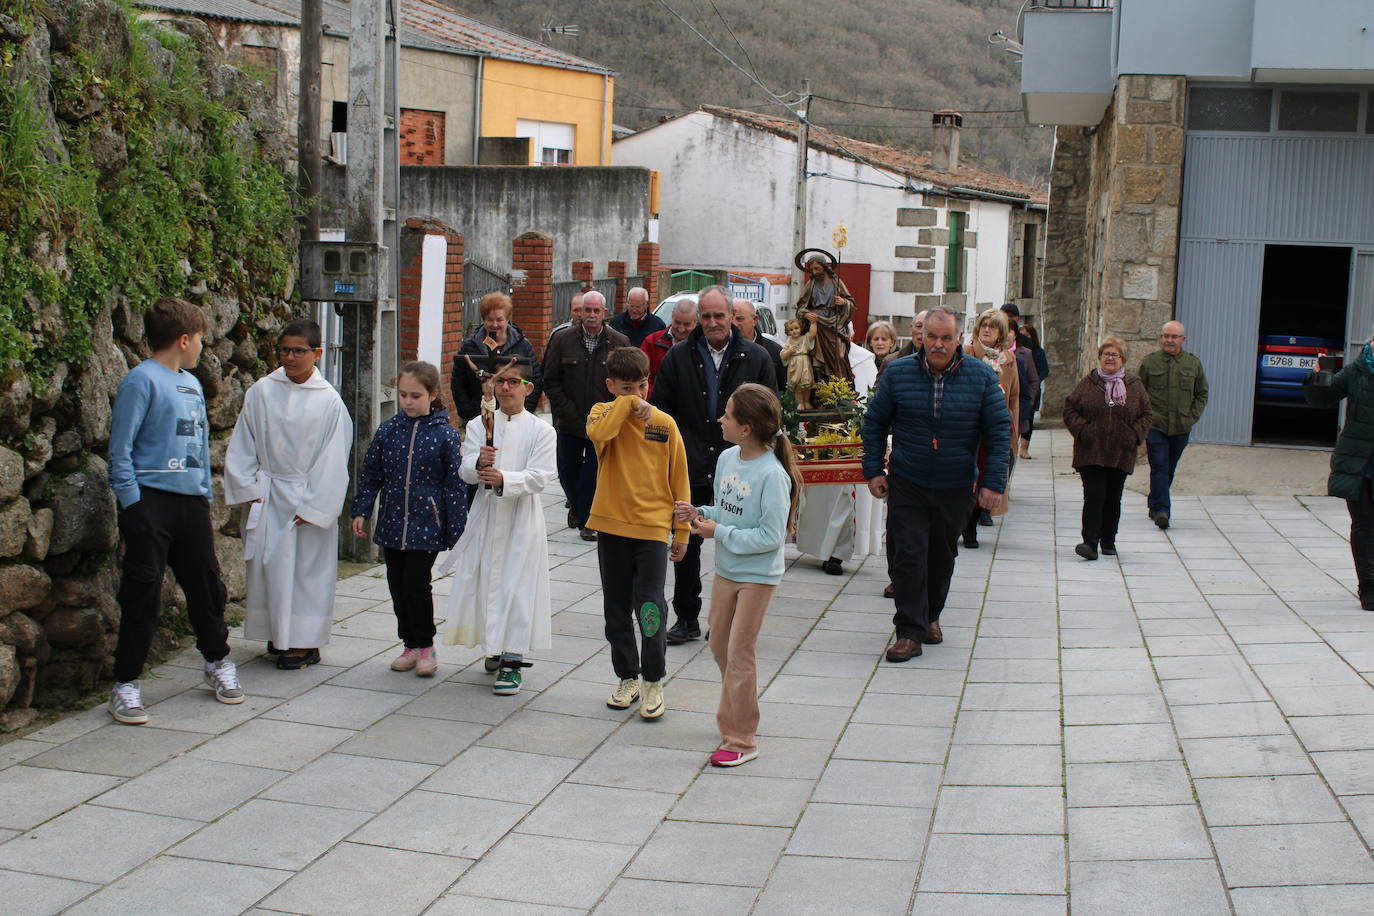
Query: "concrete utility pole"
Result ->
[[341, 0, 401, 558], [789, 79, 812, 310], [297, 0, 322, 240]]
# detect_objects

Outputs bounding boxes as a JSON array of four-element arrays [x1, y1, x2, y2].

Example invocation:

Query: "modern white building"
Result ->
[[1022, 0, 1374, 446], [613, 105, 1047, 339]]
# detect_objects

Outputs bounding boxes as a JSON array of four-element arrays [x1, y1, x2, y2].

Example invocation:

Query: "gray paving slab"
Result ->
[[0, 765, 123, 831], [63, 855, 289, 916], [787, 802, 931, 859], [568, 742, 704, 794], [932, 785, 1065, 835], [0, 804, 200, 884], [753, 856, 917, 915], [593, 878, 757, 915], [189, 717, 354, 771], [1181, 734, 1316, 778], [813, 759, 943, 807], [1211, 822, 1374, 886], [1066, 760, 1196, 807], [952, 710, 1060, 745], [170, 798, 372, 871], [1193, 775, 1346, 826], [90, 755, 284, 821], [517, 783, 674, 845], [1170, 702, 1290, 740], [0, 868, 99, 916], [918, 833, 1066, 894], [429, 895, 582, 915], [1067, 804, 1212, 861], [478, 709, 619, 758], [335, 713, 487, 764], [670, 772, 814, 827], [261, 752, 434, 811], [910, 892, 1067, 916], [1069, 859, 1229, 916], [1065, 723, 1180, 763], [261, 842, 469, 916], [1229, 884, 1374, 916], [350, 789, 528, 858], [835, 722, 951, 762], [24, 724, 207, 777], [625, 820, 789, 887], [944, 744, 1063, 786]]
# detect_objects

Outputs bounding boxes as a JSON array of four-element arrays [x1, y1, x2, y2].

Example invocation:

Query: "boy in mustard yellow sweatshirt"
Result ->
[[586, 347, 691, 719]]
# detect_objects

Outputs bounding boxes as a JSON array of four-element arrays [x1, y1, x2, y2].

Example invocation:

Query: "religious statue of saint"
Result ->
[[794, 250, 855, 386]]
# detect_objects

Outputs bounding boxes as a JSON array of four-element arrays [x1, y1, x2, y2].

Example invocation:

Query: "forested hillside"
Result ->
[[450, 0, 1053, 186]]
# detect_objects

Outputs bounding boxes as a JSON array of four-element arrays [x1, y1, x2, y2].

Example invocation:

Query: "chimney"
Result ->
[[931, 109, 962, 172]]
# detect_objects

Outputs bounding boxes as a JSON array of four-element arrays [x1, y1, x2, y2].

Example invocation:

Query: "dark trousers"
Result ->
[[670, 483, 714, 627], [1079, 465, 1128, 549], [598, 532, 668, 682], [887, 474, 973, 642], [113, 488, 229, 683], [384, 547, 438, 648], [557, 433, 598, 527], [1146, 429, 1189, 516], [1347, 479, 1374, 609]]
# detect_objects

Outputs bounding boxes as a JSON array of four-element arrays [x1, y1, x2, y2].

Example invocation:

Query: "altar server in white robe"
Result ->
[[443, 359, 557, 695], [224, 319, 352, 670], [796, 343, 878, 574]]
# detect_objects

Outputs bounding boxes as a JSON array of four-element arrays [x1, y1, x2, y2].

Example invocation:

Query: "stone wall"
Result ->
[[1039, 75, 1186, 416], [0, 1, 297, 725]]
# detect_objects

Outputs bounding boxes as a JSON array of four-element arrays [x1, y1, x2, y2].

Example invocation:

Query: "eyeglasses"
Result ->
[[1101, 352, 1123, 359], [493, 377, 530, 388], [277, 345, 316, 357], [1160, 334, 1185, 340]]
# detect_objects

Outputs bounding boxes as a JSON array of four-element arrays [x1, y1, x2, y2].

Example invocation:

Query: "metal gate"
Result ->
[[463, 261, 511, 337], [1175, 240, 1263, 445], [1347, 251, 1374, 363]]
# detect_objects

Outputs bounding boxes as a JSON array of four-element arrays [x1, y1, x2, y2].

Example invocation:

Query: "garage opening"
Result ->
[[1252, 244, 1349, 447]]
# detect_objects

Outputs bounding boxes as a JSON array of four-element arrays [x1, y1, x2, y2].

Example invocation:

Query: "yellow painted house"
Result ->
[[140, 0, 615, 166]]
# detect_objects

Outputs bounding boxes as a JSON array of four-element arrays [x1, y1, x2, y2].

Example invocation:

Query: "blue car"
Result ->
[[1255, 334, 1343, 404]]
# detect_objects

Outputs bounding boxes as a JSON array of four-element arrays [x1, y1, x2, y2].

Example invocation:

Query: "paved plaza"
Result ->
[[2, 429, 1374, 914]]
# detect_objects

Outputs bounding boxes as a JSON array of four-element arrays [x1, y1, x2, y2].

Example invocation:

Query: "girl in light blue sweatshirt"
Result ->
[[675, 383, 801, 768]]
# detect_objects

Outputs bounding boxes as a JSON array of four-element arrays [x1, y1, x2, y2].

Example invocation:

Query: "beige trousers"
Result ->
[[707, 575, 777, 753]]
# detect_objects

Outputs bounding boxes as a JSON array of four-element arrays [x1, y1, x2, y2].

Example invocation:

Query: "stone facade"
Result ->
[[1039, 75, 1186, 416], [0, 0, 297, 723]]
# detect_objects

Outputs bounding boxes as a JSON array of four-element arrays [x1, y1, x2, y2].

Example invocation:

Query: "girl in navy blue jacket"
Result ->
[[351, 362, 466, 676]]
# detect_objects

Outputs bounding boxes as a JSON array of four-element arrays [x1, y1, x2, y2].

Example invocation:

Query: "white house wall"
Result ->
[[614, 111, 1019, 323]]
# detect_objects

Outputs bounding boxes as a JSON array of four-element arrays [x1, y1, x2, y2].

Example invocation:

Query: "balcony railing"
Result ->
[[1035, 0, 1111, 9]]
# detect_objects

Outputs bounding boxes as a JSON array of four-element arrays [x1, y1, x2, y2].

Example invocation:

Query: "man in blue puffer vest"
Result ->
[[862, 307, 1011, 662]]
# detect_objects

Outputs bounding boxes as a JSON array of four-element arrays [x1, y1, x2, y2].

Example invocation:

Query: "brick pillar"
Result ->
[[513, 232, 554, 357], [571, 259, 593, 290], [441, 230, 465, 424], [608, 260, 627, 311], [398, 219, 426, 364], [636, 241, 660, 308]]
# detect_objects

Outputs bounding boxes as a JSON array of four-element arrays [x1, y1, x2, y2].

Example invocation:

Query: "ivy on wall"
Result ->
[[0, 0, 297, 375]]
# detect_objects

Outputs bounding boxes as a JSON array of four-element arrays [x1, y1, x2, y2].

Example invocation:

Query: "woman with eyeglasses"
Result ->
[[1062, 337, 1153, 561]]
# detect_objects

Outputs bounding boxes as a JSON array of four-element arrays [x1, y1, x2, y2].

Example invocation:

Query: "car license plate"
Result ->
[[1265, 354, 1318, 370]]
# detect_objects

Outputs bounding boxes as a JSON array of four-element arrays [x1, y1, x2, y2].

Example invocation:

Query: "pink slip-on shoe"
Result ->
[[415, 647, 438, 677], [709, 748, 758, 768], [390, 648, 420, 671]]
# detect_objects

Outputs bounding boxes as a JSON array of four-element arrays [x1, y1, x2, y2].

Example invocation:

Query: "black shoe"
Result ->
[[484, 655, 502, 673], [978, 509, 993, 527], [822, 557, 844, 575], [265, 641, 279, 656], [1100, 545, 1117, 556], [1075, 542, 1098, 561], [666, 622, 701, 645], [1155, 512, 1170, 530], [579, 527, 598, 542], [276, 648, 321, 670], [568, 509, 578, 530], [962, 534, 979, 548]]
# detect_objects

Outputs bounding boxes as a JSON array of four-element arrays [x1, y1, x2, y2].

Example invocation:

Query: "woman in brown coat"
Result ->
[[1063, 337, 1153, 560]]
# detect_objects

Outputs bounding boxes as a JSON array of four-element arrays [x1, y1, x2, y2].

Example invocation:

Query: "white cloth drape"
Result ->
[[224, 368, 353, 649], [443, 410, 557, 656]]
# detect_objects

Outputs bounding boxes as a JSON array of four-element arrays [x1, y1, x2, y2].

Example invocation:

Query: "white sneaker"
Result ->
[[204, 659, 245, 704], [606, 678, 640, 709], [109, 681, 148, 725], [639, 680, 665, 720]]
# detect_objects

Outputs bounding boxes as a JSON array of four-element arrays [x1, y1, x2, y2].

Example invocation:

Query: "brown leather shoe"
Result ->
[[883, 583, 894, 599], [923, 621, 943, 645], [885, 638, 922, 663]]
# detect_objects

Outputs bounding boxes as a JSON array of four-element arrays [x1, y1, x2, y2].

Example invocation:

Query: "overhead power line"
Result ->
[[651, 0, 795, 111], [812, 93, 1024, 115]]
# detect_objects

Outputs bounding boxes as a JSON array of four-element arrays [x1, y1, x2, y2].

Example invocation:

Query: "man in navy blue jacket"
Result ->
[[862, 307, 1011, 662]]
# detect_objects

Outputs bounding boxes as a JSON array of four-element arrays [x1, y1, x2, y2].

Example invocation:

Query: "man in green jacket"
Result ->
[[1139, 320, 1208, 530]]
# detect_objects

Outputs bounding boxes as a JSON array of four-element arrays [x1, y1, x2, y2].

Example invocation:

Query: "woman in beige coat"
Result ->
[[962, 308, 1020, 548]]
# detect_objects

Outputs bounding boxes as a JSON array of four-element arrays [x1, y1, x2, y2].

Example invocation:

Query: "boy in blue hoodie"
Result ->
[[107, 297, 243, 724]]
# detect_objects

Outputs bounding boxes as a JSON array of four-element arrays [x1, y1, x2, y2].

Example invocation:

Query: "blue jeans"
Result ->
[[556, 433, 598, 528], [1145, 429, 1190, 516]]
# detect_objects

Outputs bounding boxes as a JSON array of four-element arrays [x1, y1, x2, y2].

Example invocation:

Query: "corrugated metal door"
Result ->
[[1347, 251, 1374, 362], [1175, 240, 1263, 445]]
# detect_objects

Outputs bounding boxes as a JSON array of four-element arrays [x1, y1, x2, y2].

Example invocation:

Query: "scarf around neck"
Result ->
[[1094, 367, 1127, 405], [1363, 341, 1374, 374]]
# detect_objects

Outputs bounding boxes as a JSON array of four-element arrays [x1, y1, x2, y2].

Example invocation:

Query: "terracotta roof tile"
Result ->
[[701, 104, 1048, 205]]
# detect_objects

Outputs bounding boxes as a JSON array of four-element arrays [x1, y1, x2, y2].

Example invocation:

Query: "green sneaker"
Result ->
[[493, 661, 530, 695]]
